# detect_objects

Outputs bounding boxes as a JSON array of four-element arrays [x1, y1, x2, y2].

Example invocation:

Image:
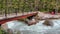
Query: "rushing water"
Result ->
[[6, 19, 60, 34]]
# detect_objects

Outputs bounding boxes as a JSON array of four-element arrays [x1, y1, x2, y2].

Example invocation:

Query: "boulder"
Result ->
[[27, 18, 36, 26], [43, 20, 53, 26]]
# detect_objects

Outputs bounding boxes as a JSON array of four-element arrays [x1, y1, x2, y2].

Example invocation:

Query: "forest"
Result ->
[[0, 0, 60, 14]]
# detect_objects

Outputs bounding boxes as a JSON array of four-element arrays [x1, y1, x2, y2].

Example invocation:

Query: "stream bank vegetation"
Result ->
[[0, 0, 60, 15]]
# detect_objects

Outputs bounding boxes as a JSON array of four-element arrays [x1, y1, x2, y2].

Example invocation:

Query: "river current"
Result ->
[[6, 19, 60, 34]]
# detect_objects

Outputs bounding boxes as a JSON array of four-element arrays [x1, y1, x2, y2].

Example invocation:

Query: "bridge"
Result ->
[[0, 12, 38, 25]]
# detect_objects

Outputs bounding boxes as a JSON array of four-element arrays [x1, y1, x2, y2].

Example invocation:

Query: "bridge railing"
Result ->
[[0, 11, 37, 20]]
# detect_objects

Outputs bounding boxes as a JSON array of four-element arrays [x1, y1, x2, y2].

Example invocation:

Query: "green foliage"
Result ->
[[0, 27, 8, 34], [0, 0, 60, 14]]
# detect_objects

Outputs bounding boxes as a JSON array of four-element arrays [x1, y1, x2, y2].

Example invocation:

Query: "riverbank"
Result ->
[[37, 12, 60, 20]]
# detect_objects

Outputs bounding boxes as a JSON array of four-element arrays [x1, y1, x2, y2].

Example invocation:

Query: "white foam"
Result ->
[[6, 19, 60, 34]]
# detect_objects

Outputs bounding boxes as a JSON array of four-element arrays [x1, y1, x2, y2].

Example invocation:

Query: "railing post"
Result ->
[[15, 8, 18, 16], [5, 9, 7, 18]]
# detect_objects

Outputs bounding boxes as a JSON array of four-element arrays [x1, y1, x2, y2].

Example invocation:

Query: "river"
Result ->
[[5, 19, 60, 34]]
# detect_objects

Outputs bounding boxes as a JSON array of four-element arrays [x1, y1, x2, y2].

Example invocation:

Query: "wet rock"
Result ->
[[27, 18, 36, 26], [7, 29, 13, 34], [43, 20, 53, 26]]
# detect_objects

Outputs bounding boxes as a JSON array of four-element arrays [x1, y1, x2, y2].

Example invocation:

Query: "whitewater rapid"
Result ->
[[6, 19, 60, 34]]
